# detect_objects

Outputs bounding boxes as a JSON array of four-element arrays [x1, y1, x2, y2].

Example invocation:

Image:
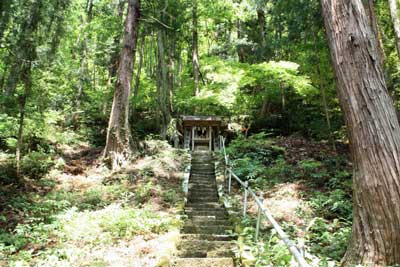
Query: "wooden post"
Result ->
[[209, 126, 212, 151], [192, 126, 195, 151]]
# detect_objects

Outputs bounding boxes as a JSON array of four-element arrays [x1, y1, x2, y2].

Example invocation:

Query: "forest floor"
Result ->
[[0, 140, 189, 267], [222, 135, 352, 267], [0, 134, 352, 267]]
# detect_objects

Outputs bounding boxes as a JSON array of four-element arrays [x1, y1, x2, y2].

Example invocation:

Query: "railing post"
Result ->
[[297, 240, 305, 267], [228, 168, 232, 194], [255, 194, 263, 241], [243, 181, 248, 217]]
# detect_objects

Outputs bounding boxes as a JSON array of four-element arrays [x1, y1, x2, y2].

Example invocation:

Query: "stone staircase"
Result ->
[[171, 151, 236, 267]]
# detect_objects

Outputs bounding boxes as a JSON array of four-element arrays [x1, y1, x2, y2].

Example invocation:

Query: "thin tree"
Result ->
[[389, 0, 400, 58], [192, 0, 200, 96], [74, 0, 94, 127], [321, 0, 400, 266], [156, 28, 171, 139], [104, 0, 140, 169]]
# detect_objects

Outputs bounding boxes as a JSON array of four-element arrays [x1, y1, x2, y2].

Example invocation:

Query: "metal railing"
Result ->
[[219, 136, 310, 267]]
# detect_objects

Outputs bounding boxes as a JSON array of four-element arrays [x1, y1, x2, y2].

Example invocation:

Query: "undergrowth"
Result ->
[[223, 133, 352, 266], [0, 138, 188, 267]]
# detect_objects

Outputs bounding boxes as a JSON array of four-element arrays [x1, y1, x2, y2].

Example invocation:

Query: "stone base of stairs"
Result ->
[[171, 258, 235, 267], [171, 151, 236, 267]]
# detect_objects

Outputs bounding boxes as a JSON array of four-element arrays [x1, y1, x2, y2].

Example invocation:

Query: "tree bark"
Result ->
[[131, 30, 145, 121], [321, 1, 400, 266], [104, 0, 140, 169], [168, 31, 175, 114], [364, 0, 385, 65], [108, 0, 126, 81], [237, 19, 246, 62], [73, 0, 94, 127], [389, 0, 400, 58], [192, 0, 200, 96], [16, 68, 31, 181], [156, 29, 171, 139], [133, 31, 145, 98], [313, 30, 336, 150], [257, 7, 267, 60]]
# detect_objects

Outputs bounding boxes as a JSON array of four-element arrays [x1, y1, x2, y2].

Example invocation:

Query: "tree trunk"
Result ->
[[131, 31, 145, 121], [389, 0, 400, 58], [321, 1, 400, 266], [133, 31, 145, 98], [156, 29, 171, 139], [257, 8, 266, 47], [104, 0, 140, 169], [74, 0, 94, 127], [364, 0, 386, 65], [108, 0, 126, 80], [313, 30, 336, 150], [168, 23, 176, 114], [16, 69, 31, 181], [192, 0, 200, 96], [257, 7, 267, 60], [237, 19, 246, 62]]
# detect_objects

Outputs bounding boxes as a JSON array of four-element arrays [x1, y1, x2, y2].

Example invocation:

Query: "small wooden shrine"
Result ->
[[181, 116, 223, 151]]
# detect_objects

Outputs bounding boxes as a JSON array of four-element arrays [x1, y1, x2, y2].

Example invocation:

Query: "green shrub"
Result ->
[[225, 132, 284, 165], [77, 189, 104, 210], [232, 157, 264, 181], [0, 159, 17, 184], [97, 208, 180, 238], [134, 181, 153, 204], [21, 151, 54, 179], [307, 218, 351, 261], [309, 189, 352, 220], [162, 189, 178, 204]]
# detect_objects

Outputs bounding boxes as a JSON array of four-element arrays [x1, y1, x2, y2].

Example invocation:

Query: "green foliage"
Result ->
[[134, 181, 154, 204], [225, 134, 352, 264], [307, 218, 351, 261], [309, 189, 352, 221], [226, 133, 284, 163], [97, 207, 179, 238], [21, 151, 54, 180], [162, 189, 179, 204]]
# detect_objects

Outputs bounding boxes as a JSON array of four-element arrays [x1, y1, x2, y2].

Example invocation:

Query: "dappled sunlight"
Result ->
[[0, 139, 188, 266]]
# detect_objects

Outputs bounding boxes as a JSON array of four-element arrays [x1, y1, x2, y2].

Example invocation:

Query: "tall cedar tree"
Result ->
[[321, 0, 400, 266], [104, 0, 140, 169]]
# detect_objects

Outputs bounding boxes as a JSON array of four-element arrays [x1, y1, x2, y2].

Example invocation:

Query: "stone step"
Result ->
[[185, 206, 226, 212], [180, 234, 236, 242], [187, 189, 218, 194], [182, 225, 232, 235], [186, 202, 223, 209], [187, 197, 219, 203], [170, 257, 234, 267], [189, 180, 216, 185], [184, 220, 231, 227], [191, 164, 214, 167], [189, 179, 215, 183], [188, 186, 218, 191], [188, 192, 218, 197], [191, 169, 215, 173], [176, 240, 235, 258], [190, 176, 216, 180], [190, 173, 215, 177], [186, 209, 228, 217], [189, 185, 217, 189], [191, 162, 214, 165], [189, 182, 217, 187]]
